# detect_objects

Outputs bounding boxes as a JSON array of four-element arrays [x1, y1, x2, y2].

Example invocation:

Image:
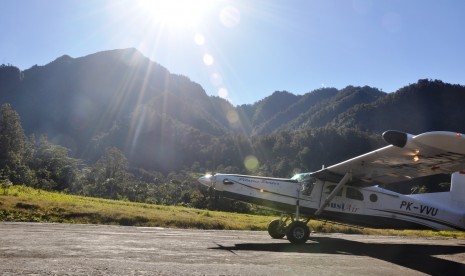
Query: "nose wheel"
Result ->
[[267, 214, 310, 244], [267, 219, 286, 239]]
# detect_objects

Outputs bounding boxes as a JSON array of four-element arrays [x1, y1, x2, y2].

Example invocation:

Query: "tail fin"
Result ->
[[450, 172, 465, 203]]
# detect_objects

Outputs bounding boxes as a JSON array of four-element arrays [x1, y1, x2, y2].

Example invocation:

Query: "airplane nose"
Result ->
[[198, 174, 212, 187]]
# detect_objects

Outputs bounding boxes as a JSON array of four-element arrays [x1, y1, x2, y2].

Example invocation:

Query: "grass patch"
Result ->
[[0, 186, 273, 229], [0, 185, 464, 239]]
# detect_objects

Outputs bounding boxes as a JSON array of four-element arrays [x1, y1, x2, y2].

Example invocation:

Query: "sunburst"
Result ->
[[135, 0, 215, 30]]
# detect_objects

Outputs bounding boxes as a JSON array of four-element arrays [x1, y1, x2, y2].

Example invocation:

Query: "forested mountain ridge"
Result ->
[[331, 79, 465, 134], [251, 86, 386, 134], [0, 49, 235, 160], [239, 91, 302, 128], [1, 48, 465, 177]]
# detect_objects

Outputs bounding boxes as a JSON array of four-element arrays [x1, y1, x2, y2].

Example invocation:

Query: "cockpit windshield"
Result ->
[[291, 173, 313, 183], [291, 173, 316, 196]]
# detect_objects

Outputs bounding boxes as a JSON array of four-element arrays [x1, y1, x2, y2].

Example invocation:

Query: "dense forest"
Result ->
[[1, 49, 464, 210]]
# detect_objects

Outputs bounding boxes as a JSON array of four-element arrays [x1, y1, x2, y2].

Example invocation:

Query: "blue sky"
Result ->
[[1, 0, 465, 105]]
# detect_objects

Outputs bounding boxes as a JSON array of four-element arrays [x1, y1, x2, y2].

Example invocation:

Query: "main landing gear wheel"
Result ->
[[267, 219, 286, 239], [286, 221, 310, 244]]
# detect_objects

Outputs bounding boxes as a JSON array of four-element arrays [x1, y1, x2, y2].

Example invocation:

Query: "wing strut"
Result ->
[[295, 188, 301, 220], [314, 171, 352, 216]]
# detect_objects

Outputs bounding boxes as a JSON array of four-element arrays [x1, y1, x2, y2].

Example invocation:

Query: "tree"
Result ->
[[95, 147, 129, 180], [0, 103, 34, 184], [0, 104, 27, 162], [29, 135, 83, 191], [85, 147, 129, 199]]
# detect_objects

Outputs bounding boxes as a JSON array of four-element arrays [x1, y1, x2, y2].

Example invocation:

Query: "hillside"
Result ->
[[331, 79, 465, 134], [252, 86, 386, 134], [1, 49, 465, 176], [0, 49, 232, 162]]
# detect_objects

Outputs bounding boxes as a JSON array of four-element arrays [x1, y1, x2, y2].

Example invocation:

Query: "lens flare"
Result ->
[[244, 155, 259, 172], [226, 109, 239, 123], [218, 87, 228, 98], [203, 53, 214, 66]]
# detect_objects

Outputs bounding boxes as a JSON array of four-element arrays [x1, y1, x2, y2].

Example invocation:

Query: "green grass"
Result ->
[[0, 186, 273, 230], [1, 185, 464, 239]]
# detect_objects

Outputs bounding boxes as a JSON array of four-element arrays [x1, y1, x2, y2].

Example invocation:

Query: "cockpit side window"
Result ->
[[302, 180, 315, 196], [325, 185, 343, 196], [293, 173, 316, 196]]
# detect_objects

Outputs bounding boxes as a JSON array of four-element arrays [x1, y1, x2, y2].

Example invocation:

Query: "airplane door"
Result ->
[[321, 183, 345, 213]]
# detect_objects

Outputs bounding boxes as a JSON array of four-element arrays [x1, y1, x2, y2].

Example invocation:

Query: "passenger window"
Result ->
[[325, 185, 343, 196], [346, 187, 364, 201]]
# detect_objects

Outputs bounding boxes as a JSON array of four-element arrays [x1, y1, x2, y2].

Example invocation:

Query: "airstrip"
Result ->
[[1, 222, 464, 275]]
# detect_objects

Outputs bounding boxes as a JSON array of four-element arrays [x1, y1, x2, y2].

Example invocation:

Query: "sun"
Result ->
[[135, 0, 215, 29]]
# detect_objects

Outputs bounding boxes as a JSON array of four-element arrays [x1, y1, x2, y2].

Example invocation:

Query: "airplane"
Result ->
[[198, 130, 465, 244]]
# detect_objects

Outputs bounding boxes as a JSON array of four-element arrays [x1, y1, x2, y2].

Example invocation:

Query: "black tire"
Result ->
[[267, 219, 286, 239], [286, 221, 310, 244]]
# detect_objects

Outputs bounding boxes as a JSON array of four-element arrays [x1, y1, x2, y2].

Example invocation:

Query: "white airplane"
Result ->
[[198, 131, 465, 244]]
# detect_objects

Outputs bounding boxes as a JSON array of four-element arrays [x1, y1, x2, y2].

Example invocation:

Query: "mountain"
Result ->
[[240, 91, 301, 126], [251, 86, 385, 134], [0, 49, 233, 160], [331, 79, 465, 134], [1, 49, 465, 174], [253, 87, 338, 134]]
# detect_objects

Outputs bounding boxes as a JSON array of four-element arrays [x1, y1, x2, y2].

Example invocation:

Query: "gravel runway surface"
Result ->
[[1, 222, 464, 275]]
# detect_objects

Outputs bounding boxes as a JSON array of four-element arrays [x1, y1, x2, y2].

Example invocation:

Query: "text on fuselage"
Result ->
[[328, 202, 359, 213], [400, 200, 438, 216], [237, 177, 280, 186]]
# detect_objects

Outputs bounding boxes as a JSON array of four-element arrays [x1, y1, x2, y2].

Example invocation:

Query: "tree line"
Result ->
[[0, 104, 221, 209], [0, 103, 388, 213]]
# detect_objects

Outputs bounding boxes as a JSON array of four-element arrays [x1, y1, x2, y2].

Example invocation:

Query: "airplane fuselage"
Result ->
[[198, 131, 465, 243], [199, 173, 465, 231]]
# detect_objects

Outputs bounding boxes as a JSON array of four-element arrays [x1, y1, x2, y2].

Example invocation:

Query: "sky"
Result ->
[[1, 0, 465, 105]]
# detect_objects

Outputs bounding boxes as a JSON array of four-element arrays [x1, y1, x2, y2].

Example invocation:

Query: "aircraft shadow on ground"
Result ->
[[211, 237, 465, 275]]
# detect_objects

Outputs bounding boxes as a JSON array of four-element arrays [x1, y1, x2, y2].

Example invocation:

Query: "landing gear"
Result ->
[[267, 219, 286, 239], [266, 214, 310, 244], [286, 221, 310, 244]]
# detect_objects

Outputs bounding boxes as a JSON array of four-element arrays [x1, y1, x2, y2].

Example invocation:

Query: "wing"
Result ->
[[311, 131, 465, 186]]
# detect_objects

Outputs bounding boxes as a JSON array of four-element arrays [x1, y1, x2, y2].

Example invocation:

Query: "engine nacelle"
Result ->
[[382, 130, 414, 148]]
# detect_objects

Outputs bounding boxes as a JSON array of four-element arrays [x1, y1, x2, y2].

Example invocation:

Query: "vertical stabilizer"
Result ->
[[451, 172, 465, 203]]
